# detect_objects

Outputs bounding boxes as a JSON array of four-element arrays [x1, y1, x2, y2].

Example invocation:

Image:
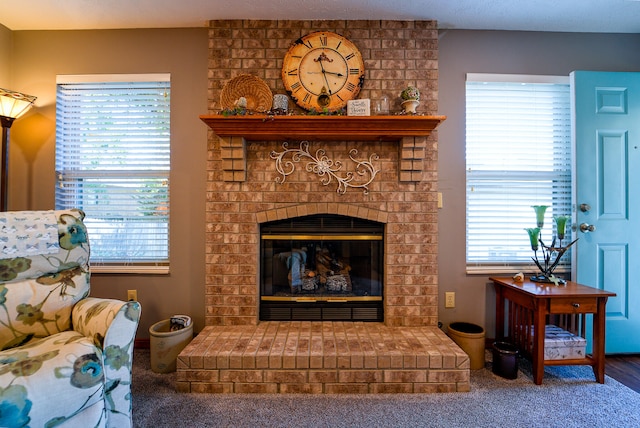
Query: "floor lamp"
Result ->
[[0, 88, 37, 211]]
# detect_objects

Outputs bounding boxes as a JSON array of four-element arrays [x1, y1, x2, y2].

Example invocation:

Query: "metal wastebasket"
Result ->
[[492, 341, 519, 379], [447, 322, 485, 370], [149, 318, 193, 373]]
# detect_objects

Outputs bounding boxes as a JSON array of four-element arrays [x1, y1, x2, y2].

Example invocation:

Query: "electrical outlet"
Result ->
[[127, 289, 138, 302], [444, 291, 455, 308]]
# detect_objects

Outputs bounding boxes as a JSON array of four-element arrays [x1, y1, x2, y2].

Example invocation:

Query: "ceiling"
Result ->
[[1, 0, 640, 33]]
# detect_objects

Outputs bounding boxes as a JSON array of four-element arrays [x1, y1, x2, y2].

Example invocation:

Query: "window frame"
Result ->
[[465, 73, 573, 275], [55, 73, 171, 274]]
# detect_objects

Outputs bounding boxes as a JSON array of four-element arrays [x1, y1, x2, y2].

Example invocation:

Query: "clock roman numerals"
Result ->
[[320, 36, 328, 46], [349, 68, 360, 75], [346, 82, 356, 92], [290, 82, 302, 92], [345, 53, 355, 60], [287, 69, 298, 76]]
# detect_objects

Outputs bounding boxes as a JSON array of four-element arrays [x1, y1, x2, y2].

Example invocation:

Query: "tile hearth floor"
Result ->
[[176, 322, 470, 394]]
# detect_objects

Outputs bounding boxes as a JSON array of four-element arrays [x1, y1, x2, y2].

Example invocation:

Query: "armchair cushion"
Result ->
[[0, 208, 90, 351], [0, 331, 105, 427], [0, 269, 90, 351], [1, 209, 90, 285]]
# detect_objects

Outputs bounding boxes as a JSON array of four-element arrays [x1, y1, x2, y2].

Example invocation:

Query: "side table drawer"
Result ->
[[550, 297, 597, 313]]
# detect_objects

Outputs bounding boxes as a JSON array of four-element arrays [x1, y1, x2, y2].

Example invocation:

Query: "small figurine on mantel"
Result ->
[[234, 97, 248, 109], [400, 86, 420, 114]]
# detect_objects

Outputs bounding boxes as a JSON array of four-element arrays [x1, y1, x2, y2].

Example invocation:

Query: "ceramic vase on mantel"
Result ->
[[401, 99, 420, 114]]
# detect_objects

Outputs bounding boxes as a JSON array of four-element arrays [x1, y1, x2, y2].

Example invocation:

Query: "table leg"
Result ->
[[495, 284, 505, 340], [532, 303, 546, 385], [591, 297, 608, 383]]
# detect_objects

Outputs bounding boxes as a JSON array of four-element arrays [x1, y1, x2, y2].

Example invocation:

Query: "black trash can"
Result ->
[[492, 341, 519, 379]]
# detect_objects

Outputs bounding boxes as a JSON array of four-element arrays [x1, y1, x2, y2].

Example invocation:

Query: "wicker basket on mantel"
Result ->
[[220, 74, 272, 112]]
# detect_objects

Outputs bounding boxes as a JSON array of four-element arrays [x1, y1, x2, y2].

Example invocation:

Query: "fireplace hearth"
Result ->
[[260, 214, 384, 322]]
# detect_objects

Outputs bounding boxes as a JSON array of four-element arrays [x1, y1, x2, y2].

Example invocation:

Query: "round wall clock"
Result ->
[[281, 31, 365, 111]]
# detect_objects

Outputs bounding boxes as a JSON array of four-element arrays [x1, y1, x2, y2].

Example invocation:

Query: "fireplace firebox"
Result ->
[[260, 214, 384, 321]]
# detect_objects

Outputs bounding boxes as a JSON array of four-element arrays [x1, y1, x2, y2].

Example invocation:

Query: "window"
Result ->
[[465, 74, 572, 274], [56, 74, 170, 273]]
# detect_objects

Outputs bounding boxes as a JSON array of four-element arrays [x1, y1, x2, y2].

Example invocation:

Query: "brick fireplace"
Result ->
[[203, 19, 443, 327], [176, 19, 470, 393]]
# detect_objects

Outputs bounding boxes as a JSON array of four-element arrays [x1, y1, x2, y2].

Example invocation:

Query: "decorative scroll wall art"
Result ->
[[270, 141, 380, 194]]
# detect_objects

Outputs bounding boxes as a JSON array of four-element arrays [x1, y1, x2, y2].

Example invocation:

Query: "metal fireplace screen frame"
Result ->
[[260, 214, 384, 321]]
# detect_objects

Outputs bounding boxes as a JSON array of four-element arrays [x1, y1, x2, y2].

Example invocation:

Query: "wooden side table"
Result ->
[[490, 276, 615, 385]]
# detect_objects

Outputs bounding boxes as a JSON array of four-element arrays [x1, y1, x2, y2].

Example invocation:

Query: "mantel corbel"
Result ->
[[200, 114, 446, 184]]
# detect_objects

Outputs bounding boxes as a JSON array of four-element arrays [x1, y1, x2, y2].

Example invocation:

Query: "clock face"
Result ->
[[282, 31, 365, 111]]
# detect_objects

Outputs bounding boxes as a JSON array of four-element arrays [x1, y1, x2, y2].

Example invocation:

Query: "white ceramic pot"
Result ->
[[401, 99, 420, 114]]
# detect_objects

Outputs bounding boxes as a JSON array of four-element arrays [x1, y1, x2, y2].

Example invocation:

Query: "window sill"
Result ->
[[91, 265, 170, 275], [466, 265, 570, 276]]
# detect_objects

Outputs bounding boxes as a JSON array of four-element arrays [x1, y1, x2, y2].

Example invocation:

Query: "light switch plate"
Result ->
[[445, 291, 455, 308]]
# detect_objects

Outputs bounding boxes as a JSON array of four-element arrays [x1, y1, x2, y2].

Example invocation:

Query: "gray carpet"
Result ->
[[131, 348, 640, 427]]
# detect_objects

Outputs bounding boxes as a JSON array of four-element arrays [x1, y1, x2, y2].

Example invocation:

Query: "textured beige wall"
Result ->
[[7, 28, 209, 338], [0, 24, 11, 86], [2, 24, 640, 339]]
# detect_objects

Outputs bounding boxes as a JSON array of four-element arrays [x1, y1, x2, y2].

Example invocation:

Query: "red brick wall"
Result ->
[[206, 20, 439, 327]]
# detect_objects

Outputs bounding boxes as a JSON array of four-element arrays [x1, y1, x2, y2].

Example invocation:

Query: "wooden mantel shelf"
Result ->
[[199, 114, 446, 141], [200, 114, 446, 183]]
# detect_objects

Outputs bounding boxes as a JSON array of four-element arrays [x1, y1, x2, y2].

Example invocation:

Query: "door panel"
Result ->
[[572, 71, 640, 353], [598, 244, 626, 319], [598, 131, 627, 219]]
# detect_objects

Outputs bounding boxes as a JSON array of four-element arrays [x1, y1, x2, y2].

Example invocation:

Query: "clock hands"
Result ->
[[307, 70, 345, 77], [326, 70, 344, 77], [314, 51, 348, 95], [316, 56, 333, 95]]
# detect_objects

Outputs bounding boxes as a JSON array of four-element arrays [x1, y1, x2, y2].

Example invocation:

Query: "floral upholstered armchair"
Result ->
[[0, 209, 141, 428]]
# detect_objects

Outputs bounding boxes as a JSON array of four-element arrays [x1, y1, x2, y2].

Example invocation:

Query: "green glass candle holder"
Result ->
[[532, 205, 549, 228], [525, 227, 541, 251], [554, 215, 570, 240]]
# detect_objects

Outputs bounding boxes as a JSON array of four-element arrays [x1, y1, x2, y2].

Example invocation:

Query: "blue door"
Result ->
[[572, 71, 640, 353]]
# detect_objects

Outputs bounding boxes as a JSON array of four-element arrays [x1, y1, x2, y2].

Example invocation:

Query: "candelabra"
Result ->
[[525, 205, 577, 285]]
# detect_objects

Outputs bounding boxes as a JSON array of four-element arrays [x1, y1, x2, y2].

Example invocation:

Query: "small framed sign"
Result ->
[[347, 99, 370, 116]]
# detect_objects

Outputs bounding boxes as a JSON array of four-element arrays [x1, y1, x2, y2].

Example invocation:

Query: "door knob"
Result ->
[[579, 223, 596, 233], [579, 203, 591, 213]]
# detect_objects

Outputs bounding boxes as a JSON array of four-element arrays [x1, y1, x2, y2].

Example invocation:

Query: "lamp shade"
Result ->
[[0, 88, 37, 120]]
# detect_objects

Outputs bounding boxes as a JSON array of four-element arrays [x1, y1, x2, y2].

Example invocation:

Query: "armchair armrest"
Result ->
[[72, 298, 141, 347], [72, 297, 141, 427]]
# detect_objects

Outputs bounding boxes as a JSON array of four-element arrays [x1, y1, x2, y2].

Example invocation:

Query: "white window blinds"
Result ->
[[55, 74, 171, 273], [465, 74, 572, 274]]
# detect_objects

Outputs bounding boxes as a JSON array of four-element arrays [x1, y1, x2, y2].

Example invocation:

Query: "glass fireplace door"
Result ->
[[260, 215, 383, 321]]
